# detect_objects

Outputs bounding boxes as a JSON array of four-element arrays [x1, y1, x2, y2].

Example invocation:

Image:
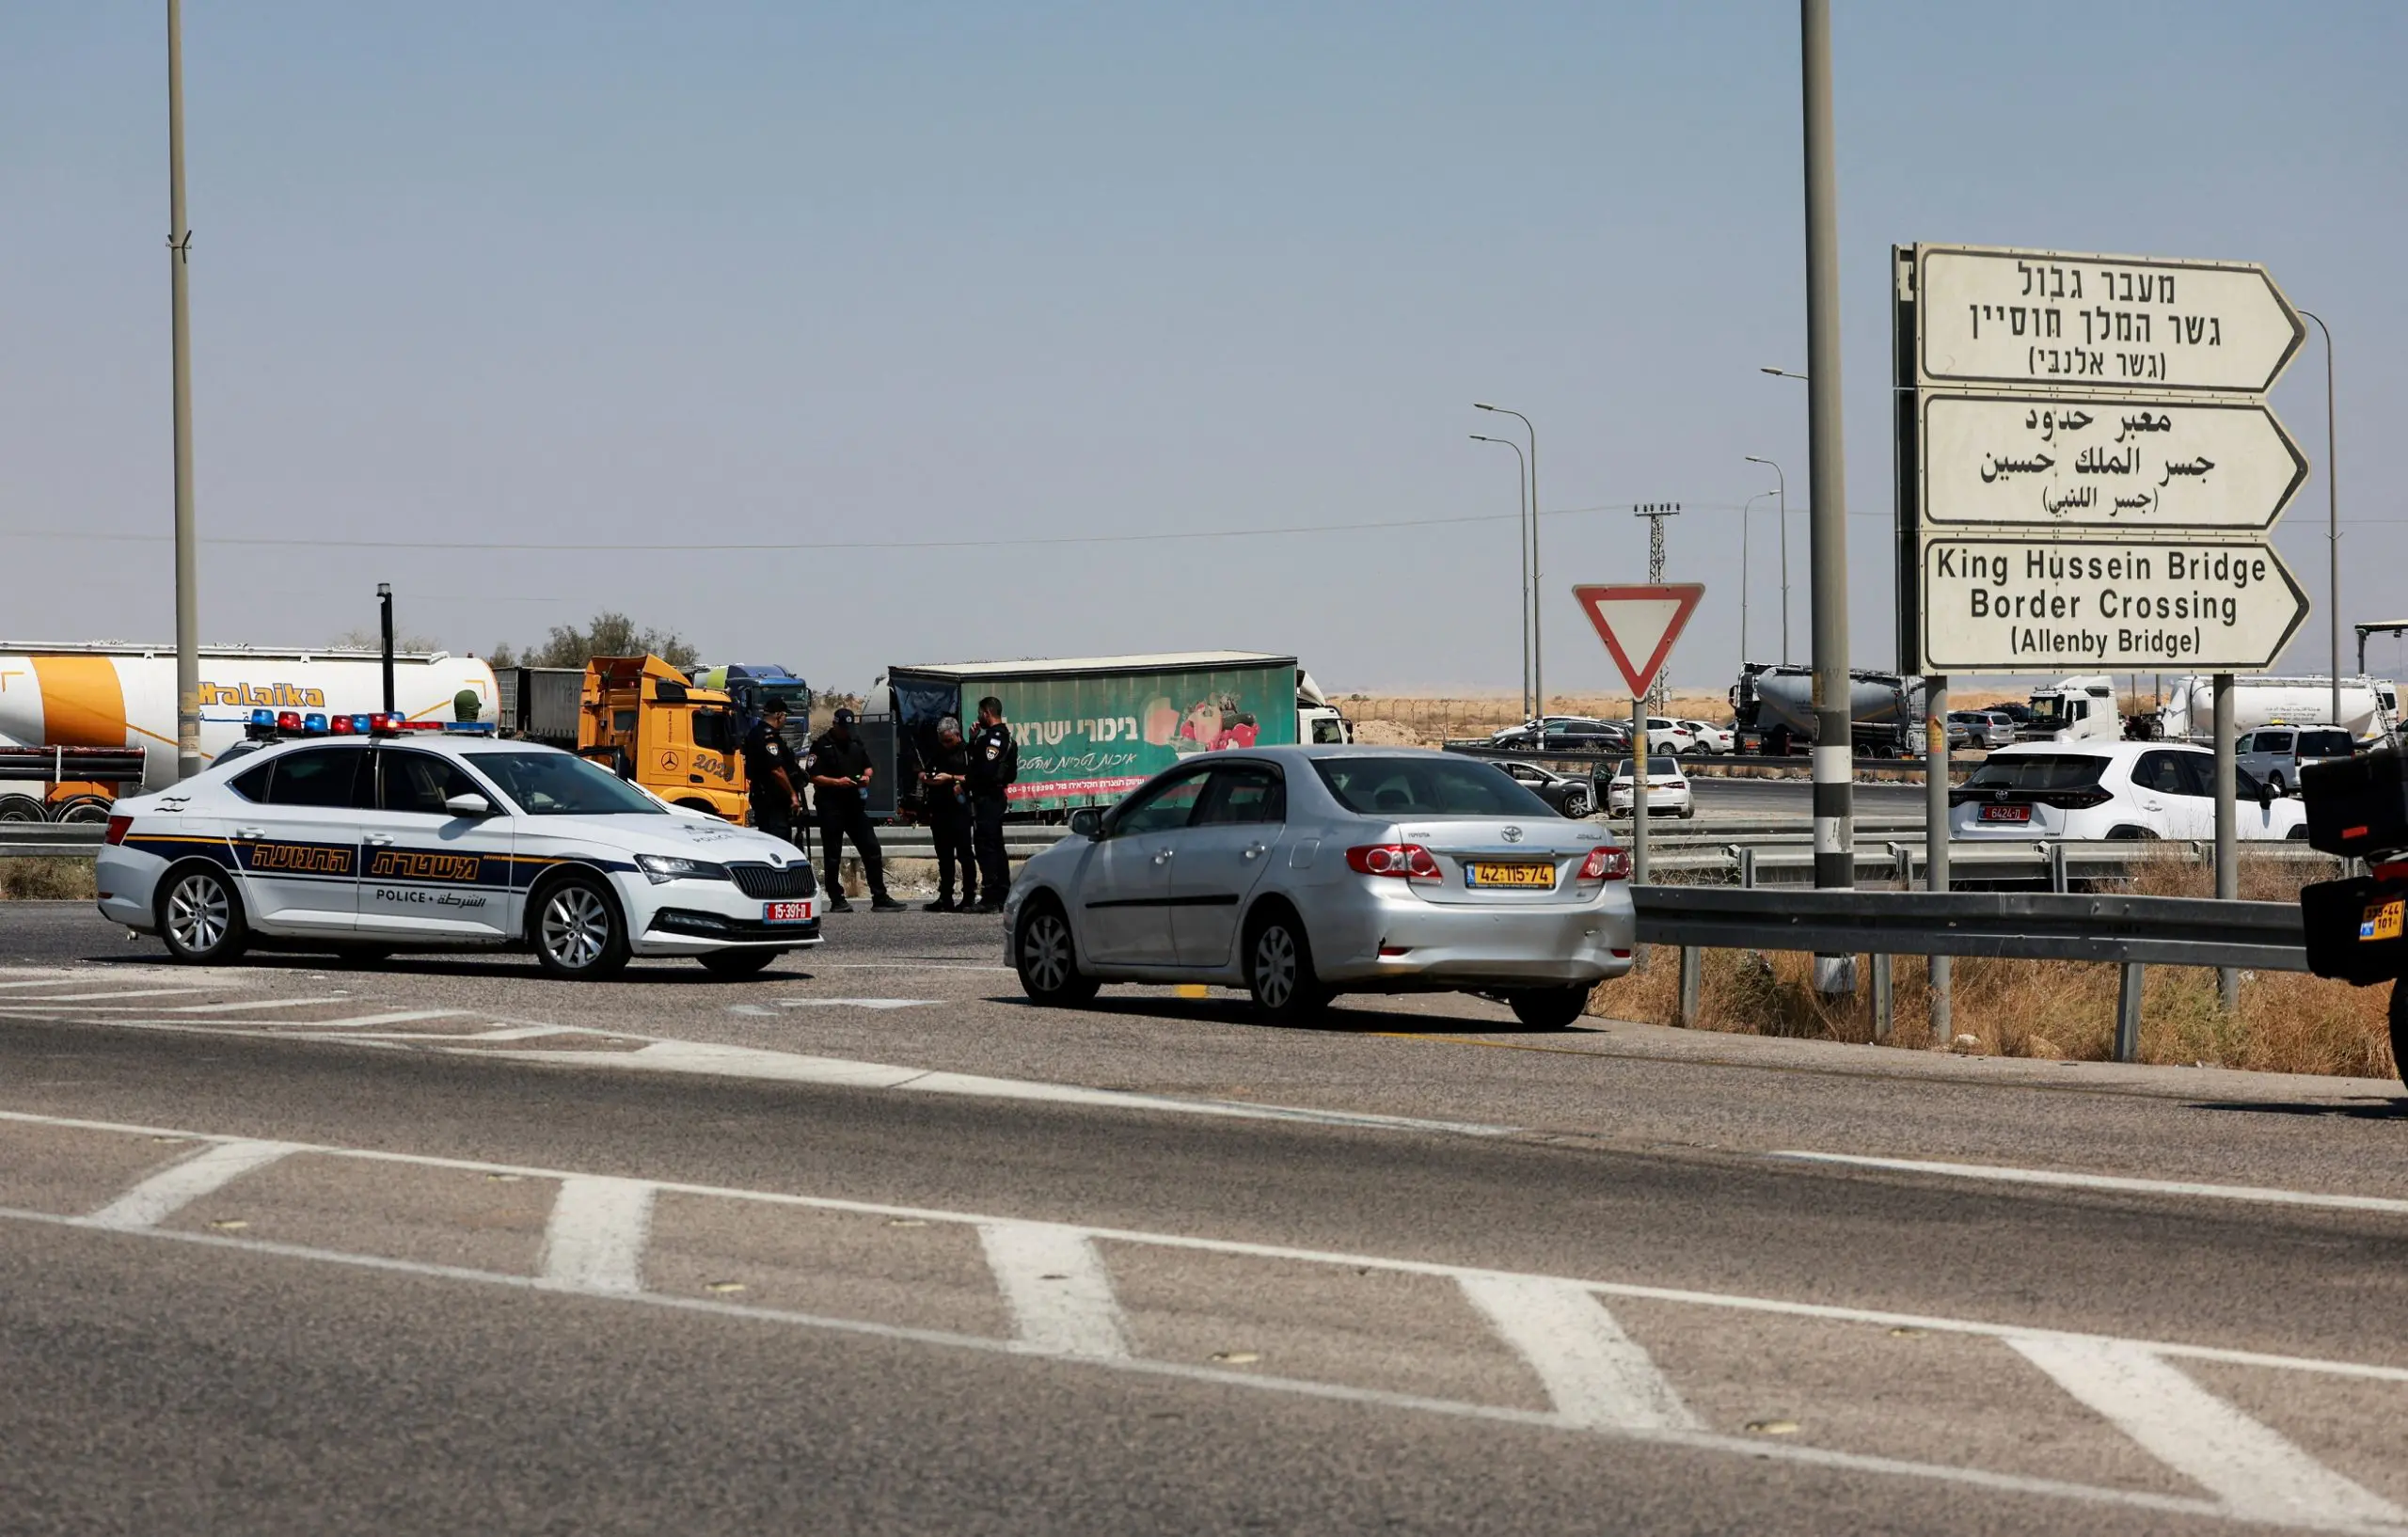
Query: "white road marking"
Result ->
[[978, 1221, 1132, 1358], [816, 962, 1016, 974], [280, 1009, 470, 1031], [11, 1205, 2389, 1533], [0, 986, 213, 1003], [152, 995, 360, 1015], [775, 998, 936, 1009], [1773, 1151, 2408, 1218], [2010, 1337, 2407, 1527], [538, 1177, 655, 1294], [84, 1139, 297, 1230], [1459, 1274, 1698, 1430]]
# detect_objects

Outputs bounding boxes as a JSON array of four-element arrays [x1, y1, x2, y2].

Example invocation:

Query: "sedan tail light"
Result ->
[[1346, 843, 1442, 882], [103, 815, 133, 847], [1578, 846, 1630, 881]]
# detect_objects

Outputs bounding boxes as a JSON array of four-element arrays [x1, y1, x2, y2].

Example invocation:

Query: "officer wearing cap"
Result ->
[[740, 698, 802, 848], [808, 706, 903, 913], [963, 694, 1017, 913], [918, 716, 976, 912]]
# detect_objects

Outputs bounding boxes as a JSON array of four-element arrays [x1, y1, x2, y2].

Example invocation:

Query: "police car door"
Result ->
[[355, 747, 517, 940], [224, 744, 370, 934]]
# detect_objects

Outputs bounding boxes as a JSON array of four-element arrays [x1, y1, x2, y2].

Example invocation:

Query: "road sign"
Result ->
[[1921, 392, 2307, 532], [1916, 535, 2309, 673], [1916, 246, 2304, 395], [1573, 583, 1703, 698]]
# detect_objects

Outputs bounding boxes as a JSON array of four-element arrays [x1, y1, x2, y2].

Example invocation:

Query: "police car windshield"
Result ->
[[468, 751, 665, 816]]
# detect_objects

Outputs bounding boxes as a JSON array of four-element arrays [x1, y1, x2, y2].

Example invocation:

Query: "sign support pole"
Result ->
[[2214, 673, 2239, 1009], [1629, 696, 1649, 886], [1925, 676, 1952, 1040], [1801, 0, 1854, 993]]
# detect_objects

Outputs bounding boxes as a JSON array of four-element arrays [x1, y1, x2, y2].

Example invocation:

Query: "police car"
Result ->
[[95, 711, 819, 979]]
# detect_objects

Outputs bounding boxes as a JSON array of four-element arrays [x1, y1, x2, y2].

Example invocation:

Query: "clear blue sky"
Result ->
[[5, 2, 2403, 699]]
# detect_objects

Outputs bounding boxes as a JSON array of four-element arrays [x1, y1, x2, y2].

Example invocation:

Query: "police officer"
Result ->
[[741, 698, 802, 848], [809, 707, 904, 913], [964, 694, 1017, 913], [918, 716, 976, 911]]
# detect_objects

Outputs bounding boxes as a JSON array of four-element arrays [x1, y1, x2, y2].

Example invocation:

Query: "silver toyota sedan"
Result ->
[[1004, 745, 1635, 1028]]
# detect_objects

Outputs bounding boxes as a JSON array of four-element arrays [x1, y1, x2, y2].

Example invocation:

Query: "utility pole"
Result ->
[[1800, 0, 1854, 993], [1471, 434, 1532, 721], [1477, 404, 1541, 718], [2300, 311, 2339, 728], [167, 0, 201, 781], [1635, 503, 1679, 718]]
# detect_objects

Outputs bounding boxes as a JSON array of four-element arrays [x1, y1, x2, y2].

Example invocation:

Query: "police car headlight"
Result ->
[[636, 855, 733, 884]]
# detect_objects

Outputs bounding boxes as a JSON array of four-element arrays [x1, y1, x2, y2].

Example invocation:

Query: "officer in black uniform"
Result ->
[[918, 716, 976, 911], [964, 694, 1017, 913], [808, 707, 904, 913], [741, 698, 802, 848]]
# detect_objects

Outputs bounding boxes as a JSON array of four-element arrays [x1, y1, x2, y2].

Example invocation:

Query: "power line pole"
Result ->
[[1635, 502, 1679, 717], [167, 0, 202, 781], [1800, 0, 1854, 993]]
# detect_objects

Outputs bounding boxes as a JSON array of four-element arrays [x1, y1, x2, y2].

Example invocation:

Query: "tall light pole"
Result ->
[[2300, 309, 2339, 727], [1471, 434, 1531, 720], [1799, 0, 1855, 974], [1740, 489, 1778, 662], [1476, 404, 1541, 716], [167, 0, 201, 781], [1744, 455, 1789, 664]]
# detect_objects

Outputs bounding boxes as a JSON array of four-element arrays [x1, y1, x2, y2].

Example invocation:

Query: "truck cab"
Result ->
[[579, 655, 750, 820], [2020, 675, 2119, 743]]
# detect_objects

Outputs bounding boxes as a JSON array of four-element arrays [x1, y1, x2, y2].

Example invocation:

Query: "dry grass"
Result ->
[[0, 859, 97, 901], [1585, 855, 2399, 1081]]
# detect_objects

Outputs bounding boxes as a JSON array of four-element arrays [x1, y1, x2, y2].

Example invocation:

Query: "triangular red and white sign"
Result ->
[[1572, 583, 1705, 698]]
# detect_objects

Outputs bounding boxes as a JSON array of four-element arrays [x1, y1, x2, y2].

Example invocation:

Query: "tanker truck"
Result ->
[[1729, 663, 1924, 757], [0, 642, 496, 817], [2147, 673, 2399, 744]]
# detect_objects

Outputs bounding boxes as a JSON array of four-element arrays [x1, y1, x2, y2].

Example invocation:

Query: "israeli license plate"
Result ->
[[1978, 803, 2032, 823], [1467, 862, 1555, 890], [764, 900, 814, 924], [2360, 898, 2403, 943]]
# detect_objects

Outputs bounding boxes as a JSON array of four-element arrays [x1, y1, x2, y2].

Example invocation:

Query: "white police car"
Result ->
[[96, 713, 818, 979]]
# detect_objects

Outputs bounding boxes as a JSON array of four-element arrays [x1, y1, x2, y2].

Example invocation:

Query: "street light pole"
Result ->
[[1470, 434, 1531, 721], [2301, 310, 2339, 727], [166, 0, 201, 782], [1745, 455, 1789, 664], [1477, 404, 1541, 716]]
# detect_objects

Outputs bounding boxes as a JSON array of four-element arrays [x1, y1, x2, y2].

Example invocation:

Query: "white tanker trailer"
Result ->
[[0, 643, 497, 817]]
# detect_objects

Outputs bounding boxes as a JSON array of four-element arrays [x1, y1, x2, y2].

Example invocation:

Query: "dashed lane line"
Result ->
[[1772, 1151, 2408, 1218], [1459, 1273, 1700, 1432], [82, 1138, 299, 1231], [979, 1221, 1133, 1360], [539, 1177, 655, 1294]]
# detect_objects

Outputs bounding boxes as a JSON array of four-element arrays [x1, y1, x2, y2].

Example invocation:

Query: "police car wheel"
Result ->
[[531, 875, 629, 980], [2391, 981, 2407, 1090], [1015, 899, 1098, 1006], [699, 948, 780, 977], [158, 865, 247, 965]]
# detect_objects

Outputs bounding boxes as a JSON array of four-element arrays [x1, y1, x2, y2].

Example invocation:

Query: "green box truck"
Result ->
[[871, 652, 1350, 818]]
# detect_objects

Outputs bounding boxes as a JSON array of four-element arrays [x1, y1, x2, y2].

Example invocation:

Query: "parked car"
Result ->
[[1677, 719, 1735, 753], [1005, 746, 1636, 1028], [1490, 717, 1629, 754], [1948, 710, 2015, 750], [1947, 741, 2307, 842], [1603, 754, 1694, 819], [1642, 717, 1699, 755], [2236, 725, 2357, 796], [1488, 758, 1595, 818]]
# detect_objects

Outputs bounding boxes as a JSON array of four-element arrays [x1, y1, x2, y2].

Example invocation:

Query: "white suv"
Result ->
[[1948, 742, 2306, 842]]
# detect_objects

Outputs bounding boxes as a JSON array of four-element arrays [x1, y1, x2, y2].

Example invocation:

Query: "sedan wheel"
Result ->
[[1246, 913, 1329, 1022], [1016, 902, 1099, 1005], [159, 866, 247, 965], [1508, 985, 1592, 1030], [532, 876, 629, 980]]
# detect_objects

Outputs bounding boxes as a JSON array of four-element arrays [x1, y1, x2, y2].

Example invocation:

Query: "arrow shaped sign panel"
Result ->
[[1918, 246, 2304, 395], [1919, 537, 2308, 673], [1573, 583, 1704, 698], [1922, 392, 2307, 532]]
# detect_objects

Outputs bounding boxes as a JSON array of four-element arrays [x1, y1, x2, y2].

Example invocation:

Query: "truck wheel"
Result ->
[[0, 795, 44, 822], [530, 874, 630, 980], [157, 864, 248, 965], [50, 796, 112, 823]]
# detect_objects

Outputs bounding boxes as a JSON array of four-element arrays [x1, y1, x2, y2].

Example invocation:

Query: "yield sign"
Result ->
[[1573, 583, 1705, 698]]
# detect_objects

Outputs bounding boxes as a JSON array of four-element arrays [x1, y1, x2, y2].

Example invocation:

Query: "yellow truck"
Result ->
[[498, 655, 752, 820]]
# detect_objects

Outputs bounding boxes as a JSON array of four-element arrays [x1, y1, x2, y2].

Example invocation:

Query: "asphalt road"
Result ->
[[4, 901, 2405, 1535]]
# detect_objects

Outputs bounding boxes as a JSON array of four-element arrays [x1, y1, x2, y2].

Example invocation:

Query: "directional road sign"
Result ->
[[1916, 245, 2305, 395], [1573, 583, 1704, 698], [1916, 536, 2309, 673], [1921, 392, 2308, 532]]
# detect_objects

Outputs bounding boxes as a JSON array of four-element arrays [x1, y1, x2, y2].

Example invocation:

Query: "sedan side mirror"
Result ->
[[2257, 781, 2277, 809], [445, 792, 495, 818], [1067, 806, 1104, 838]]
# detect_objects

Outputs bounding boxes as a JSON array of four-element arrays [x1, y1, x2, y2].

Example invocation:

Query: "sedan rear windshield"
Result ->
[[1314, 756, 1553, 818], [467, 750, 666, 816], [1959, 753, 2107, 791]]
